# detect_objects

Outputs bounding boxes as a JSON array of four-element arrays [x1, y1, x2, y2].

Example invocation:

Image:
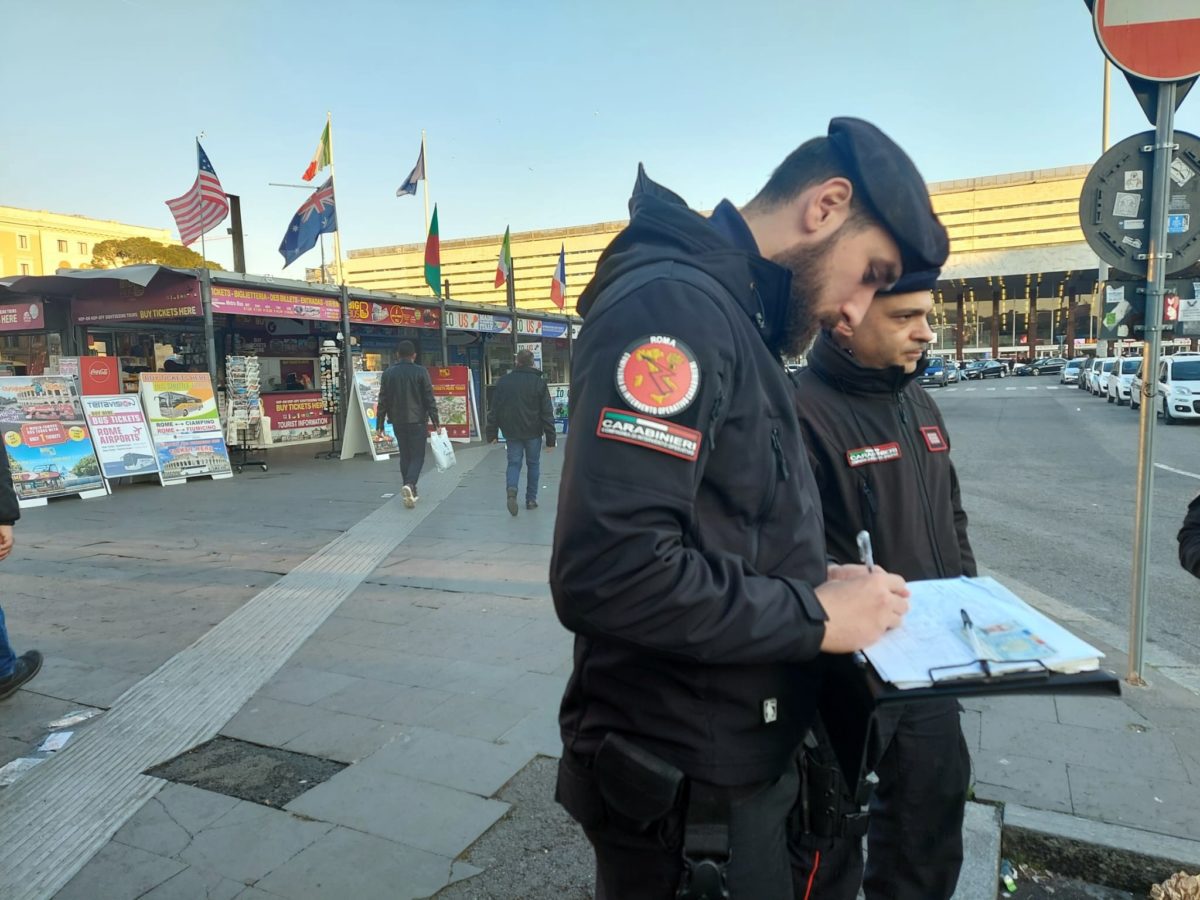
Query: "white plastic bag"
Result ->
[[429, 427, 457, 472]]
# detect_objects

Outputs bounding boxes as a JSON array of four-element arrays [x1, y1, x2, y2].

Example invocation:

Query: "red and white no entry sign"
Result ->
[[1094, 0, 1200, 82]]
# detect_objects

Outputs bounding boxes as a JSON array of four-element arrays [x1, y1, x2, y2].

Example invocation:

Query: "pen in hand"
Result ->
[[856, 530, 874, 573], [960, 608, 992, 678]]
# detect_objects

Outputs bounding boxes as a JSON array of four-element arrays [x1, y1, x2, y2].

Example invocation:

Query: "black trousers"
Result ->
[[558, 750, 809, 899], [793, 698, 971, 900], [395, 423, 428, 490]]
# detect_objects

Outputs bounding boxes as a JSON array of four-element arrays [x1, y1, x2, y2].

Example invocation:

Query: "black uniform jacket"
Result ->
[[551, 168, 830, 787], [793, 333, 976, 582], [485, 366, 556, 445], [1181, 495, 1200, 578], [0, 444, 19, 526], [378, 360, 439, 428]]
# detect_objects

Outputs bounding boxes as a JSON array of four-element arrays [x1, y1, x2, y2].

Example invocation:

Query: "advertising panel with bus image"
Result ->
[[0, 375, 105, 504], [137, 373, 232, 482]]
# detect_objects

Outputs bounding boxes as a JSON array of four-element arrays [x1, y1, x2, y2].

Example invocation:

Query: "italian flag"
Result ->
[[302, 122, 331, 182], [425, 205, 441, 297], [494, 226, 512, 288]]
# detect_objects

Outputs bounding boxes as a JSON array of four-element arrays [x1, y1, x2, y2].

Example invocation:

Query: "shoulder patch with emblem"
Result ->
[[615, 335, 700, 417], [920, 426, 948, 452], [846, 442, 902, 467], [596, 407, 702, 461]]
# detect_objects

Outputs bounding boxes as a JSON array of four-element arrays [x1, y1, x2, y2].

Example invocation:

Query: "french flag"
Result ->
[[551, 243, 567, 310]]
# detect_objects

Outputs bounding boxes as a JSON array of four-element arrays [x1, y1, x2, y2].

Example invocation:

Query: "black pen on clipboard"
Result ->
[[960, 608, 992, 679], [856, 531, 874, 573], [852, 531, 875, 667]]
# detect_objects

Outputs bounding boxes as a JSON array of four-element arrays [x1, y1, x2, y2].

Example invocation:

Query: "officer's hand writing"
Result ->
[[815, 572, 910, 654], [826, 563, 877, 582]]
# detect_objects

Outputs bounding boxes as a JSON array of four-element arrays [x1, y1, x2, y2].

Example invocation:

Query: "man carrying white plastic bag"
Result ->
[[429, 427, 456, 473]]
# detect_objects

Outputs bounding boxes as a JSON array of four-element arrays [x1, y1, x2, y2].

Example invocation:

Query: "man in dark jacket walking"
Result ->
[[791, 268, 973, 900], [376, 340, 440, 508], [0, 444, 42, 701], [551, 118, 948, 898], [486, 349, 556, 515], [1181, 495, 1200, 578]]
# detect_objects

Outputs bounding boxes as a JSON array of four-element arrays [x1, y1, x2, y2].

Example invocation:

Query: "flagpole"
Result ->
[[196, 137, 209, 270], [326, 111, 346, 286], [421, 130, 430, 237]]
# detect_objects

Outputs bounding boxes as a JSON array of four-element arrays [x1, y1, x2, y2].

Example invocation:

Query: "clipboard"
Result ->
[[818, 654, 1121, 796]]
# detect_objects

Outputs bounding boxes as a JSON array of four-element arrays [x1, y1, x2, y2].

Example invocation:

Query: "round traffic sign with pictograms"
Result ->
[[1079, 129, 1200, 278], [1093, 0, 1200, 82]]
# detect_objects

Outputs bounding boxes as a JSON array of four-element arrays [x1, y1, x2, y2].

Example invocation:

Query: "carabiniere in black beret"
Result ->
[[827, 117, 950, 274]]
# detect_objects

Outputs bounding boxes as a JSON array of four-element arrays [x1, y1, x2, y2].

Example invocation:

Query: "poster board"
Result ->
[[81, 395, 161, 480], [56, 357, 122, 395], [0, 376, 107, 507], [341, 371, 397, 461], [427, 366, 480, 444], [137, 373, 233, 484], [261, 393, 332, 445], [548, 382, 570, 434]]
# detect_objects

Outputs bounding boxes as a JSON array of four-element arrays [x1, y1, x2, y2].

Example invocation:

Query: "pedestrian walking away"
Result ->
[[791, 269, 974, 899], [550, 117, 948, 899], [1181, 494, 1200, 579], [486, 348, 556, 516], [0, 439, 42, 702], [376, 340, 440, 508]]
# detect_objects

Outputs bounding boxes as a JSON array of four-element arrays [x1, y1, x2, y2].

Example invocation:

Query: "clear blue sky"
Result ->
[[4, 0, 1198, 277]]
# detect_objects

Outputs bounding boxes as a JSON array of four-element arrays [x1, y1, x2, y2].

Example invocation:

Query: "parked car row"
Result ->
[[919, 356, 1070, 387], [1077, 352, 1200, 424]]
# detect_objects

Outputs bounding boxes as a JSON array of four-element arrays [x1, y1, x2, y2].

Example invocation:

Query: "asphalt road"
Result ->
[[931, 379, 1200, 668]]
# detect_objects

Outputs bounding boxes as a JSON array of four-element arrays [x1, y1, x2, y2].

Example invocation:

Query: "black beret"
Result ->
[[827, 117, 949, 273], [880, 266, 941, 295]]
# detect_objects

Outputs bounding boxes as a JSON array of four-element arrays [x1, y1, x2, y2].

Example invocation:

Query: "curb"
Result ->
[[1001, 804, 1200, 893]]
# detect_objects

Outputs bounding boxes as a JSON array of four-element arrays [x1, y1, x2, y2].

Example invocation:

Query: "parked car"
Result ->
[[1060, 359, 1083, 385], [1156, 353, 1200, 424], [919, 356, 949, 387], [1107, 357, 1142, 405], [1092, 358, 1116, 396], [964, 359, 1006, 380], [1016, 357, 1067, 376], [1081, 357, 1102, 392], [1130, 360, 1146, 410], [945, 360, 961, 384]]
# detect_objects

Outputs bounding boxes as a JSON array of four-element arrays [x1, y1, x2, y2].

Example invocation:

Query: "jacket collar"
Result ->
[[705, 201, 791, 352], [807, 330, 924, 395], [583, 166, 794, 353]]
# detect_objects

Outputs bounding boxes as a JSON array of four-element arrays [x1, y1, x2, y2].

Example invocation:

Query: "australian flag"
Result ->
[[279, 178, 337, 268]]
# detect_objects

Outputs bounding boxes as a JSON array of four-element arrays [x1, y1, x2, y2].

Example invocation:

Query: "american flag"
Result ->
[[165, 141, 230, 247]]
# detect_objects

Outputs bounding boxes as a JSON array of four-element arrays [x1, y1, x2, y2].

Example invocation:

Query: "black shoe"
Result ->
[[507, 489, 519, 517], [526, 499, 538, 510], [0, 650, 43, 702]]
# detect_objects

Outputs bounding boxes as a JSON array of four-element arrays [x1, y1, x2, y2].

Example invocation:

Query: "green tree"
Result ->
[[71, 455, 99, 477], [90, 238, 222, 271]]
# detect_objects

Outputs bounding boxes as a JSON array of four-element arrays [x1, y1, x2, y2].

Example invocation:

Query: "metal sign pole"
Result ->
[[1128, 81, 1178, 685]]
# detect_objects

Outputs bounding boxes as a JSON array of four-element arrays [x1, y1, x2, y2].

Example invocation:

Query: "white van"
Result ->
[[1156, 353, 1200, 424]]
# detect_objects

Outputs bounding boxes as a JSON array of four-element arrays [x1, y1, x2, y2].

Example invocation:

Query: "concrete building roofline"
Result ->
[[927, 164, 1092, 195], [0, 205, 172, 233]]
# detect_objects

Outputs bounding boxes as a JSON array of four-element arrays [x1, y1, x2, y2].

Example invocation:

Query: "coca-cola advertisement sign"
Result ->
[[56, 357, 122, 395]]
